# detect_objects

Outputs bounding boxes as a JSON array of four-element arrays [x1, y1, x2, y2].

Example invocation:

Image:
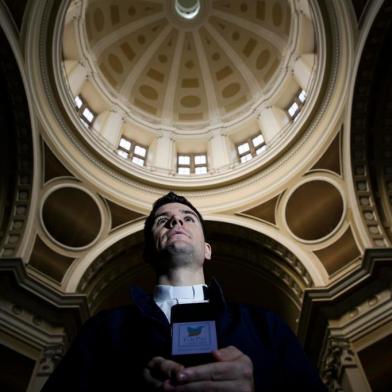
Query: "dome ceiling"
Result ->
[[61, 0, 318, 184], [82, 0, 291, 128]]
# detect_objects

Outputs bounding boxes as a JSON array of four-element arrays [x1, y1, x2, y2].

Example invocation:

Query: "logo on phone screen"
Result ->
[[172, 321, 217, 355], [187, 326, 203, 337]]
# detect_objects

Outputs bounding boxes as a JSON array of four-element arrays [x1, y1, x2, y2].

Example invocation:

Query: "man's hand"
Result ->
[[144, 356, 185, 390], [144, 346, 254, 391]]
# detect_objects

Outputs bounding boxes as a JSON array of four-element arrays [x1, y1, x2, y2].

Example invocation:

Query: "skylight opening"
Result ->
[[74, 95, 95, 126], [252, 135, 264, 147], [287, 89, 307, 120], [195, 166, 207, 174], [256, 145, 267, 155], [175, 0, 200, 19], [117, 137, 147, 167], [75, 96, 83, 109], [117, 150, 128, 159], [177, 153, 208, 175], [178, 155, 191, 165], [178, 167, 191, 175], [240, 154, 252, 163], [132, 157, 144, 166], [134, 145, 147, 157], [119, 138, 131, 151], [194, 155, 206, 165], [298, 90, 307, 103], [82, 107, 94, 123], [288, 102, 299, 117], [238, 143, 250, 154], [237, 133, 267, 163]]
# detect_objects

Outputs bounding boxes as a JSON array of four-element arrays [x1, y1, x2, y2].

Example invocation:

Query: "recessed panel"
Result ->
[[42, 187, 101, 248], [285, 180, 344, 241]]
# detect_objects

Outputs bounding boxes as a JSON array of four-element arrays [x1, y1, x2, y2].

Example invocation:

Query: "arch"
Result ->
[[63, 215, 328, 330], [62, 219, 145, 292], [0, 18, 38, 261], [345, 0, 392, 248], [206, 214, 329, 286]]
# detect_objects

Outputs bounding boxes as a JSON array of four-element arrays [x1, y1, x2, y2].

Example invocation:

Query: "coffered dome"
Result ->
[[61, 0, 319, 185], [77, 0, 292, 127]]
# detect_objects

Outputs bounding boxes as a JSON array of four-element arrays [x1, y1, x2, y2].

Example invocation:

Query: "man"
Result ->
[[42, 192, 326, 391]]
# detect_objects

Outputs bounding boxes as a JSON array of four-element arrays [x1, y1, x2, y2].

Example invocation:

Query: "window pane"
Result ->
[[194, 155, 206, 165], [178, 155, 190, 165], [117, 150, 128, 159], [240, 154, 252, 163], [252, 135, 264, 147], [134, 145, 146, 157], [178, 167, 190, 175], [82, 107, 94, 123], [288, 102, 299, 117], [119, 138, 131, 150], [298, 90, 307, 103], [132, 157, 144, 166], [195, 166, 207, 175], [75, 96, 83, 109], [238, 143, 250, 154], [256, 145, 267, 155]]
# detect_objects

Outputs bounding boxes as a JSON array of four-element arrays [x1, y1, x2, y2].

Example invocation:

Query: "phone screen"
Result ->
[[171, 302, 218, 366]]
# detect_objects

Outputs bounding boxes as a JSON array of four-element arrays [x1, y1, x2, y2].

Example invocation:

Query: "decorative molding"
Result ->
[[0, 30, 33, 258], [37, 344, 65, 376], [76, 220, 314, 313], [25, 0, 354, 203], [0, 258, 90, 336], [298, 248, 392, 364], [0, 259, 91, 390], [320, 336, 355, 392], [331, 287, 392, 333], [77, 232, 142, 292], [350, 1, 392, 248]]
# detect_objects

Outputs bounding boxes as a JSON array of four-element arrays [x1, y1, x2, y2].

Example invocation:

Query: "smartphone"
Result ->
[[171, 302, 218, 367]]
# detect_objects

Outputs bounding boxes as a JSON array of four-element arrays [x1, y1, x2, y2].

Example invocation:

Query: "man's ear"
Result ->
[[204, 242, 212, 261]]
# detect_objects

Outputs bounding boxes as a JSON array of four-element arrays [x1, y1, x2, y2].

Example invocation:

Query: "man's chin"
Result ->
[[167, 242, 193, 255], [159, 244, 193, 263], [165, 238, 191, 249]]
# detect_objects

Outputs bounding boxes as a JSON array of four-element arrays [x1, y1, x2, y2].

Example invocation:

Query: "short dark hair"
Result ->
[[143, 192, 205, 263]]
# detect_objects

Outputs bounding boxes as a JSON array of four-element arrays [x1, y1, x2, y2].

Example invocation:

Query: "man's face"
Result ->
[[151, 202, 211, 265]]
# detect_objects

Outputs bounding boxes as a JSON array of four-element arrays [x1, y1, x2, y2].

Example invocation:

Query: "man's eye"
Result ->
[[156, 217, 168, 225], [184, 216, 195, 222]]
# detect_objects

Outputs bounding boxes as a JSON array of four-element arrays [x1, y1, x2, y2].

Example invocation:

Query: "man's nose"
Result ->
[[168, 215, 183, 227]]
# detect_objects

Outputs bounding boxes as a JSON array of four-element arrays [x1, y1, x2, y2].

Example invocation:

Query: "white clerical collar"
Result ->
[[153, 284, 208, 322], [154, 284, 207, 302]]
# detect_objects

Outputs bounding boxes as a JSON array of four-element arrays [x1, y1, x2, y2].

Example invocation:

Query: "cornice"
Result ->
[[298, 248, 392, 362], [0, 258, 89, 337], [348, 0, 392, 248], [0, 27, 35, 261]]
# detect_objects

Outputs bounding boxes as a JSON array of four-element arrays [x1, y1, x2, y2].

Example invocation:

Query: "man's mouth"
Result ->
[[168, 230, 188, 239]]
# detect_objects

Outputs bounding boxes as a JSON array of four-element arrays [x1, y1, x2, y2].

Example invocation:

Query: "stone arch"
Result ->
[[0, 29, 34, 258], [350, 1, 392, 247], [71, 218, 325, 331]]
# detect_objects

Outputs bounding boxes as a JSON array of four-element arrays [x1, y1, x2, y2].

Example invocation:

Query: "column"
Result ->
[[293, 54, 315, 91], [67, 62, 88, 96], [208, 129, 231, 170], [320, 337, 372, 392], [98, 111, 123, 147], [151, 133, 175, 172], [28, 344, 65, 392], [257, 106, 289, 144]]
